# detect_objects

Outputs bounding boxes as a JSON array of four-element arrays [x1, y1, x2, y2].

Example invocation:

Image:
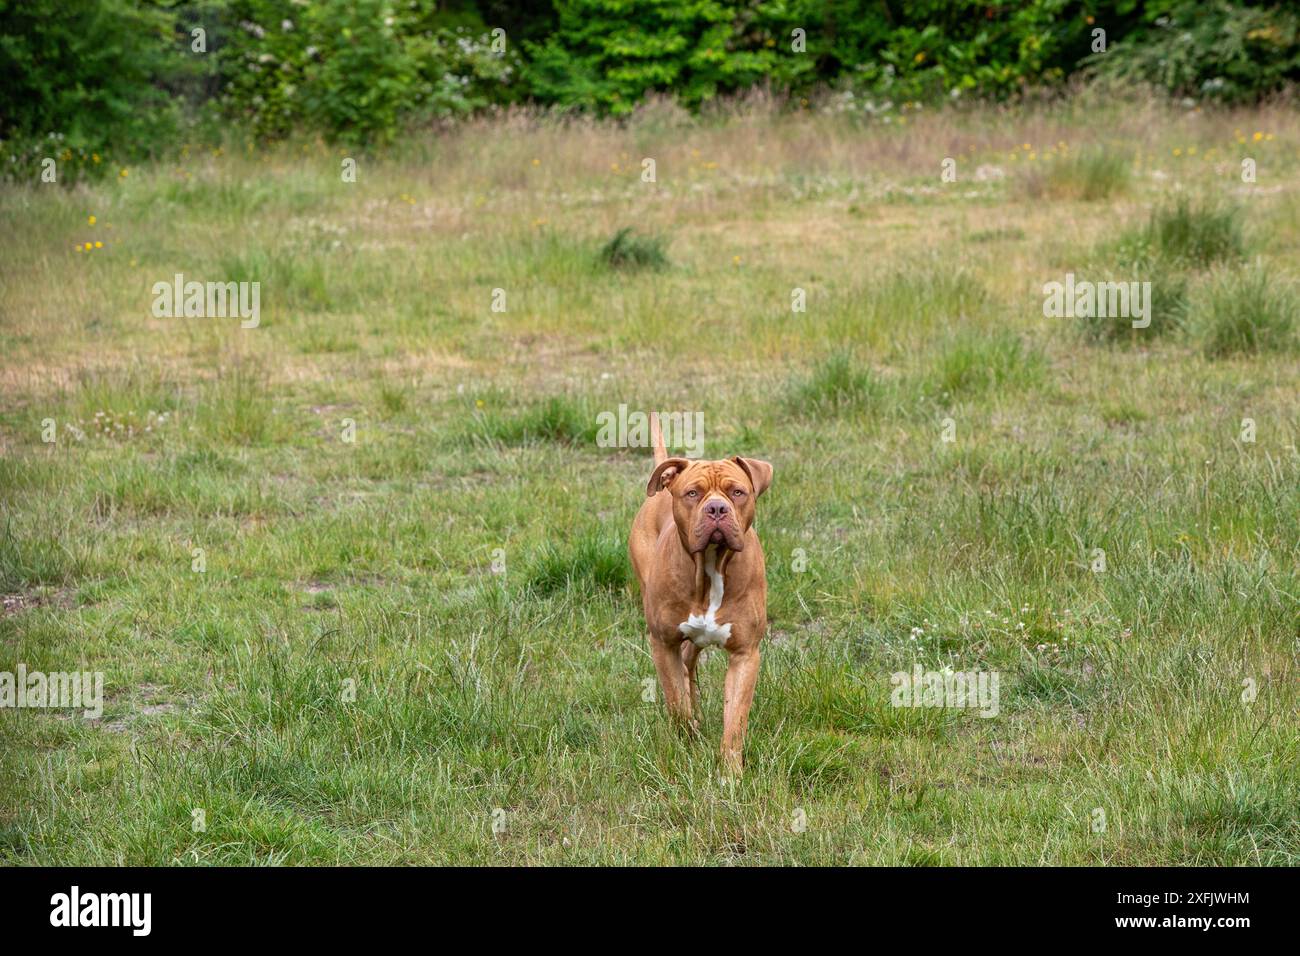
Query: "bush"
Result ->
[[1085, 1, 1300, 104], [219, 0, 522, 143], [524, 0, 780, 115], [0, 0, 194, 180], [1190, 265, 1297, 358]]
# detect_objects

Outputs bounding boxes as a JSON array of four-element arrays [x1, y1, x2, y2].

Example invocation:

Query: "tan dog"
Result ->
[[628, 414, 773, 773]]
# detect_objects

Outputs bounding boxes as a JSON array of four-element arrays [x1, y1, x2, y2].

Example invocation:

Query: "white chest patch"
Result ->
[[678, 548, 731, 648]]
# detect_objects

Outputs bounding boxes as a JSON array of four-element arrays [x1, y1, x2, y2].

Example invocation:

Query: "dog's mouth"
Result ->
[[691, 517, 744, 553]]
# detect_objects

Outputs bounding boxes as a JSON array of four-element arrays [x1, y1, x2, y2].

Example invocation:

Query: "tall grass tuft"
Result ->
[[1075, 271, 1191, 344], [472, 395, 595, 445], [1119, 198, 1246, 269], [526, 531, 628, 595], [1024, 147, 1131, 202], [929, 330, 1045, 397], [598, 227, 669, 271], [786, 354, 882, 415], [1190, 265, 1297, 358], [194, 361, 277, 445]]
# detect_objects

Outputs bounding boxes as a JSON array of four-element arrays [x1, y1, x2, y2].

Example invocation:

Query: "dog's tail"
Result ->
[[650, 411, 667, 465]]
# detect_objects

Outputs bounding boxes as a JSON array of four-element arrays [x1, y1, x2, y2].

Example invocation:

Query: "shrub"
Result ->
[[219, 0, 522, 143], [524, 0, 779, 115], [1085, 1, 1300, 104], [1190, 265, 1297, 358], [0, 0, 194, 180]]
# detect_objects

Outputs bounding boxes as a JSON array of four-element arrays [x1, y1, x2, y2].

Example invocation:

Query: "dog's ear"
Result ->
[[647, 458, 690, 497], [733, 457, 773, 498]]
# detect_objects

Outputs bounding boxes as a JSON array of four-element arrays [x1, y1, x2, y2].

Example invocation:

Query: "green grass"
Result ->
[[1118, 197, 1247, 269], [786, 354, 883, 415], [598, 227, 670, 271], [928, 330, 1045, 398], [0, 99, 1296, 865], [1075, 270, 1191, 344], [1190, 264, 1298, 358], [1024, 146, 1131, 202]]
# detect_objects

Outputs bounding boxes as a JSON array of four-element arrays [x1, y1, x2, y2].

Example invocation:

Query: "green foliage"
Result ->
[[2, 1, 1298, 152], [0, 0, 195, 180], [798, 0, 1080, 107], [219, 0, 522, 143], [524, 0, 779, 114], [1086, 1, 1300, 103]]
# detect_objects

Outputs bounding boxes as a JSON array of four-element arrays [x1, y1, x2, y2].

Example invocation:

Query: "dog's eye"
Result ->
[[732, 488, 745, 497], [686, 489, 698, 498]]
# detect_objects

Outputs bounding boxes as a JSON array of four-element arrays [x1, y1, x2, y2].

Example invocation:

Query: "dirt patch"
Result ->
[[2, 588, 76, 617]]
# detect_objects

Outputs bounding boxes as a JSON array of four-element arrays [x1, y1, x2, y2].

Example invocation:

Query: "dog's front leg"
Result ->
[[680, 641, 702, 717], [720, 645, 761, 774], [649, 633, 696, 732]]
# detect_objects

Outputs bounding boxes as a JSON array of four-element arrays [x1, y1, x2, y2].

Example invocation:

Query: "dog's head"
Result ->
[[646, 456, 773, 553]]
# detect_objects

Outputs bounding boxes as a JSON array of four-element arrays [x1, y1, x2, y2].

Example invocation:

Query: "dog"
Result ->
[[628, 413, 773, 773]]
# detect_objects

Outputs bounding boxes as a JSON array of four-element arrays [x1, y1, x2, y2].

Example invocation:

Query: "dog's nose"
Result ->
[[703, 499, 730, 520]]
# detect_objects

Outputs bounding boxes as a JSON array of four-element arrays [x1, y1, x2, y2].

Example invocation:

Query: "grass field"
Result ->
[[1, 93, 1297, 865]]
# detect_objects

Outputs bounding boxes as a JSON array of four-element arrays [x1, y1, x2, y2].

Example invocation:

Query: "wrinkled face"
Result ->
[[647, 457, 773, 554]]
